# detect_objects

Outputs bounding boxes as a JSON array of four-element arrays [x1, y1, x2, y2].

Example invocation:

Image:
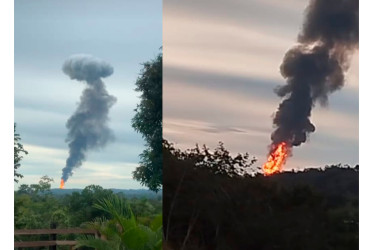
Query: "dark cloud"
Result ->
[[299, 0, 359, 47], [163, 0, 358, 170], [61, 55, 117, 182], [62, 54, 113, 82], [270, 0, 358, 147]]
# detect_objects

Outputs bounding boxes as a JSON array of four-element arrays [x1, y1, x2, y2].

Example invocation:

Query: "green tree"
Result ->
[[65, 185, 114, 226], [132, 52, 162, 192], [14, 123, 28, 182], [15, 176, 60, 230], [17, 175, 54, 195]]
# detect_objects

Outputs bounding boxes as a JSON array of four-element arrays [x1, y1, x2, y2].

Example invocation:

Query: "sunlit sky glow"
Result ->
[[163, 0, 358, 170]]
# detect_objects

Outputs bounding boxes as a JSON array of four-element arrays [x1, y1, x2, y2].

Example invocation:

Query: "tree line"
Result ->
[[163, 140, 358, 250], [15, 177, 162, 249]]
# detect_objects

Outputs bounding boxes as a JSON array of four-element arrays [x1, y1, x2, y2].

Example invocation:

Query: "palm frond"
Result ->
[[79, 195, 163, 250], [94, 195, 136, 233], [75, 235, 121, 250]]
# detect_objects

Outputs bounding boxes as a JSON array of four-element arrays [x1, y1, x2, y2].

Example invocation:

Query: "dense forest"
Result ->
[[14, 178, 162, 249], [163, 140, 358, 250]]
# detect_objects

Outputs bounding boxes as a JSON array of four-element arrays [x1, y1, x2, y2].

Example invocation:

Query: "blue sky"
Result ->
[[163, 0, 359, 171], [14, 0, 162, 189]]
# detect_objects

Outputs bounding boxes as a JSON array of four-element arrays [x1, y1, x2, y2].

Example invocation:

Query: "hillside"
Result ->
[[163, 141, 358, 250]]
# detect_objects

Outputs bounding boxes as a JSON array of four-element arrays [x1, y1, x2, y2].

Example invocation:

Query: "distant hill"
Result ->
[[163, 142, 359, 250], [50, 188, 162, 199]]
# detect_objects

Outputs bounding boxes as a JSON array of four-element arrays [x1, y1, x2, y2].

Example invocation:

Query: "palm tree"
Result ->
[[75, 195, 162, 250]]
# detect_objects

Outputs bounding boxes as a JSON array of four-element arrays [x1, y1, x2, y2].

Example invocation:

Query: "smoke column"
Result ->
[[61, 54, 117, 183], [270, 0, 358, 150]]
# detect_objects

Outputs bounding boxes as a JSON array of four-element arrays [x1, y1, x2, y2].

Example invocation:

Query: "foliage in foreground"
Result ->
[[76, 195, 162, 250], [163, 140, 359, 250], [15, 177, 162, 248]]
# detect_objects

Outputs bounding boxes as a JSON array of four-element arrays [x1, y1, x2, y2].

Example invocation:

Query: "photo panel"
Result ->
[[163, 0, 358, 249], [14, 0, 162, 249]]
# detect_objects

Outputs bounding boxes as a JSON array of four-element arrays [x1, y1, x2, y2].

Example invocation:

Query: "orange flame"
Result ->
[[59, 179, 65, 189], [263, 142, 289, 176]]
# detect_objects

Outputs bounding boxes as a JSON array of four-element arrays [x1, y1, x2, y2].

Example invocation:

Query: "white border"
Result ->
[[359, 0, 372, 249], [0, 0, 14, 247]]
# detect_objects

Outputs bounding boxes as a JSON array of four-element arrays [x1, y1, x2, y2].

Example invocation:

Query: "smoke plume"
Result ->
[[61, 54, 117, 182], [270, 0, 358, 149]]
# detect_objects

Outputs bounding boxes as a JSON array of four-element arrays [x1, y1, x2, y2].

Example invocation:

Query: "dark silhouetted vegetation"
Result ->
[[163, 140, 358, 250]]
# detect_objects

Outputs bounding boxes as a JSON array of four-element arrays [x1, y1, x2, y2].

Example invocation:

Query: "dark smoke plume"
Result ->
[[61, 54, 116, 182], [270, 0, 358, 149]]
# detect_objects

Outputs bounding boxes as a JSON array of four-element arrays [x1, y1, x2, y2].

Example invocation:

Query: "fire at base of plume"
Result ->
[[263, 142, 289, 176], [60, 54, 117, 184], [264, 0, 358, 174]]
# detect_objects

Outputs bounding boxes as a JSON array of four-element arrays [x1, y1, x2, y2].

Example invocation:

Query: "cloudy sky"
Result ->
[[14, 0, 161, 189], [163, 0, 359, 171]]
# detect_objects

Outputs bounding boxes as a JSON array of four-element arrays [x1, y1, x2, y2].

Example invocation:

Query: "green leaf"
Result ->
[[121, 227, 149, 249], [75, 235, 120, 250], [150, 214, 162, 232]]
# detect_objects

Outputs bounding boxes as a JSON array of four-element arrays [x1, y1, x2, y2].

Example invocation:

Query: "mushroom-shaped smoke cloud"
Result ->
[[61, 54, 117, 184]]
